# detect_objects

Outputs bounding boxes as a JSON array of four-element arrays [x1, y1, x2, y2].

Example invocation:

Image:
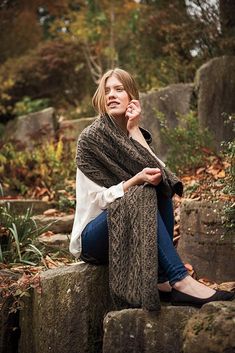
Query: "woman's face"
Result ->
[[105, 75, 130, 118]]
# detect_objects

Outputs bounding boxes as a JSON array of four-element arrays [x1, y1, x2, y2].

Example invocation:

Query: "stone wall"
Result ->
[[140, 83, 194, 159], [183, 301, 235, 353], [4, 108, 58, 148], [195, 55, 235, 148], [177, 199, 235, 282], [19, 263, 111, 353], [103, 307, 197, 353]]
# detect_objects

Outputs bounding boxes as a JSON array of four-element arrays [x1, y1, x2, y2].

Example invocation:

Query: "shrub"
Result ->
[[156, 110, 214, 173], [0, 138, 76, 204], [221, 134, 235, 232], [0, 202, 49, 265], [13, 96, 50, 117]]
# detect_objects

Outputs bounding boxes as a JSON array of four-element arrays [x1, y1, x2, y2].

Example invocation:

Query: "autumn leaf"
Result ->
[[43, 208, 58, 216]]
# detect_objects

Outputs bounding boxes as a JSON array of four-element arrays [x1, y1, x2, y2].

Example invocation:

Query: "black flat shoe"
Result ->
[[171, 288, 235, 308], [159, 290, 172, 302]]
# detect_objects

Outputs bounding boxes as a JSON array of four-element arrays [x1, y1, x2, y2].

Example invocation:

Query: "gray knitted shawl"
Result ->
[[76, 114, 183, 311]]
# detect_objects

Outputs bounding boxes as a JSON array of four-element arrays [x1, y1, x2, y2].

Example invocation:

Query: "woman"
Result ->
[[70, 68, 234, 309]]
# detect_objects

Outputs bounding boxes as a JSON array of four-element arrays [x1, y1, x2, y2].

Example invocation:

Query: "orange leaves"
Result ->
[[41, 255, 71, 269], [181, 154, 233, 202], [0, 254, 73, 312], [43, 209, 58, 216], [31, 186, 54, 201], [206, 161, 226, 179], [197, 279, 235, 291], [184, 263, 197, 278]]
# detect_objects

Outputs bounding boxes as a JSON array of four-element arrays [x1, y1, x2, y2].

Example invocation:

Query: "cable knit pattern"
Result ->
[[76, 114, 183, 310]]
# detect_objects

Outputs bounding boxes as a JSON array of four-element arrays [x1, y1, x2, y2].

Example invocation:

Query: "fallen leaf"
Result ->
[[184, 263, 193, 271], [196, 167, 206, 175], [39, 231, 55, 238], [42, 195, 50, 202], [173, 235, 180, 243], [217, 170, 226, 178], [216, 282, 235, 291], [43, 208, 58, 216]]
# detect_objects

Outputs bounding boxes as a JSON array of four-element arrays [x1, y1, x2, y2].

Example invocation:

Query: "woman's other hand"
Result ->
[[136, 167, 162, 186], [123, 168, 162, 192], [125, 100, 141, 132]]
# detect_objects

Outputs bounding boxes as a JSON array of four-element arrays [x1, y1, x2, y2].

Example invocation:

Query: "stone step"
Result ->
[[103, 306, 197, 353], [38, 233, 70, 249], [177, 199, 235, 283], [0, 199, 56, 215], [33, 214, 74, 234], [183, 301, 235, 353], [18, 263, 198, 353], [19, 263, 112, 353], [5, 263, 234, 353]]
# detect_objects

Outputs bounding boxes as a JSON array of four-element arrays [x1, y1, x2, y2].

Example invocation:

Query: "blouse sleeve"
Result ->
[[77, 168, 124, 210]]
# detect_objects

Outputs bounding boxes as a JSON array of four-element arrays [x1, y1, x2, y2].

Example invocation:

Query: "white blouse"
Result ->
[[69, 152, 165, 259], [69, 168, 125, 258]]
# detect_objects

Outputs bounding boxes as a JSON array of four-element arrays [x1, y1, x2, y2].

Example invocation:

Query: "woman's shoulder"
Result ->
[[78, 115, 105, 141]]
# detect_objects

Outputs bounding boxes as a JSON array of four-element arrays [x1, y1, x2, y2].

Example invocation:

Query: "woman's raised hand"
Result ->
[[125, 100, 141, 132]]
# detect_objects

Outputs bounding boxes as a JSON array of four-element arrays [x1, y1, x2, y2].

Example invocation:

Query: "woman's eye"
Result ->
[[117, 88, 123, 92]]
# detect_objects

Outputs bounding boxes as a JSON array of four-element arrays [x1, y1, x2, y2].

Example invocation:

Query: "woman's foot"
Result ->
[[171, 275, 235, 307], [172, 275, 216, 298]]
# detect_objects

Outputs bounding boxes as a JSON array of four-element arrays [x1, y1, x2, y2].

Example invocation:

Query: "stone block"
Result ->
[[38, 233, 70, 249], [183, 301, 235, 353], [19, 263, 111, 353], [0, 200, 56, 215], [103, 306, 197, 353], [5, 107, 58, 148], [33, 214, 74, 234], [195, 55, 235, 148], [177, 199, 235, 282], [59, 117, 96, 141], [140, 83, 194, 160]]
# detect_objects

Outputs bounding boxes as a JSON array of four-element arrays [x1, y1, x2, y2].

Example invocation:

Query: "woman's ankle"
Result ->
[[172, 274, 191, 291], [157, 281, 172, 292]]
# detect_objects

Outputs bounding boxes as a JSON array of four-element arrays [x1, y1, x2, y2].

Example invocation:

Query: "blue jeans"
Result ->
[[81, 194, 188, 286]]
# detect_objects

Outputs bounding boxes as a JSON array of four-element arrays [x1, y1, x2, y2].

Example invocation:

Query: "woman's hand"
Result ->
[[136, 167, 162, 186], [123, 167, 162, 192], [125, 100, 141, 132]]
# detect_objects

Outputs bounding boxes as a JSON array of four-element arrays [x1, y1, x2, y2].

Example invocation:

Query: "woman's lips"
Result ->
[[108, 101, 119, 107]]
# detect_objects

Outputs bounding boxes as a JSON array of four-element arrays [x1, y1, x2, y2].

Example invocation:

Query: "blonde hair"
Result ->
[[92, 68, 139, 115]]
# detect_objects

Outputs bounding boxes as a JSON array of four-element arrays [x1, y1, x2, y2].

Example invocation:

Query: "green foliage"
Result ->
[[221, 136, 235, 232], [13, 96, 50, 117], [0, 138, 76, 203], [0, 202, 51, 265], [156, 110, 213, 173], [57, 193, 76, 212], [66, 95, 96, 119]]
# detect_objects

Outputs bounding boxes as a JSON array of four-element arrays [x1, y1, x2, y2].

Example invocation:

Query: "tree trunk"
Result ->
[[219, 0, 235, 54]]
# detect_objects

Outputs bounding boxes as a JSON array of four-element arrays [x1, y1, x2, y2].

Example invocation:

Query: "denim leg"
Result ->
[[157, 211, 188, 286], [81, 210, 109, 265], [81, 202, 188, 285], [157, 194, 174, 240], [157, 194, 174, 283]]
